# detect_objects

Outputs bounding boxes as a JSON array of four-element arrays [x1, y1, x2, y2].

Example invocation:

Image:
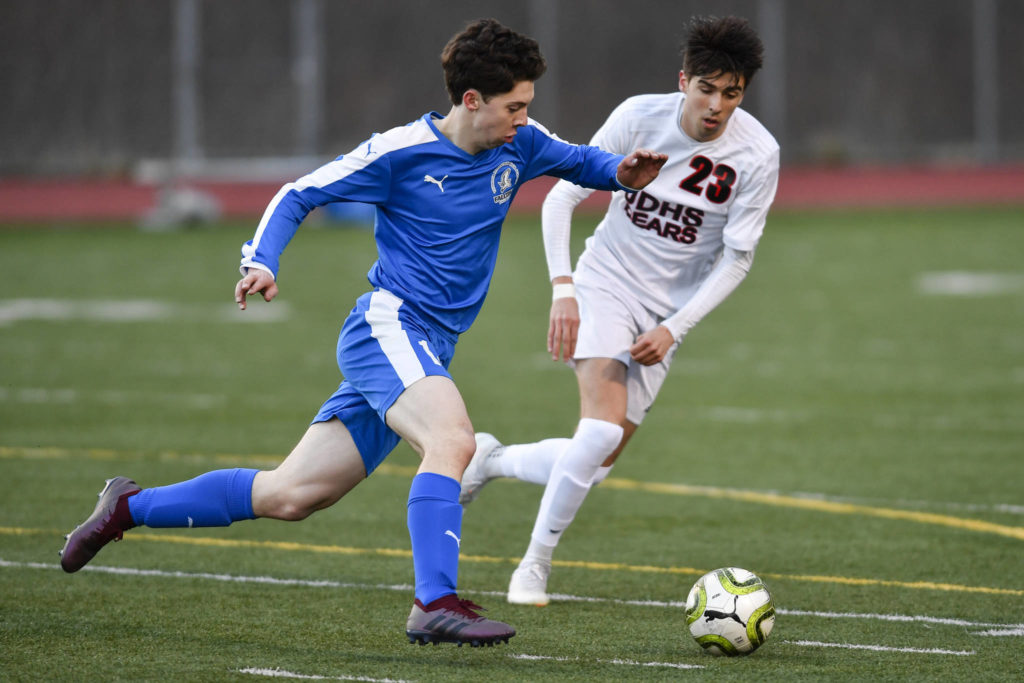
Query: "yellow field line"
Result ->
[[3, 526, 1021, 596], [0, 445, 287, 469], [599, 478, 1024, 542], [3, 444, 1023, 543]]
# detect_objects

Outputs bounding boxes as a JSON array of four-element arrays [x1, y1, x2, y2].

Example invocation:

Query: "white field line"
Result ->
[[0, 558, 413, 593], [238, 667, 410, 682], [0, 298, 290, 326], [779, 608, 1024, 630], [3, 558, 1020, 637], [783, 640, 975, 656], [970, 627, 1024, 637], [509, 653, 702, 669], [916, 271, 1024, 296]]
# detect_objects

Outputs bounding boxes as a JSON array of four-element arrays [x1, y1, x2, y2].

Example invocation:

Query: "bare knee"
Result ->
[[267, 498, 318, 522], [256, 490, 320, 521], [419, 426, 476, 475], [252, 471, 337, 521], [434, 427, 476, 467], [450, 428, 476, 468]]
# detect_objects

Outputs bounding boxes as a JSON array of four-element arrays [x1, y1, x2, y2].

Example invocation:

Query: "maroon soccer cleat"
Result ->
[[406, 594, 516, 647], [59, 477, 141, 573]]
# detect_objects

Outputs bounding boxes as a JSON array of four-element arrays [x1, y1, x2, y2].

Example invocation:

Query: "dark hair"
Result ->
[[682, 16, 764, 87], [441, 18, 547, 104]]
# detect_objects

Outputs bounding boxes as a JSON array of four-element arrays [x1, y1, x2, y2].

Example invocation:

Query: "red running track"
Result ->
[[0, 165, 1022, 222]]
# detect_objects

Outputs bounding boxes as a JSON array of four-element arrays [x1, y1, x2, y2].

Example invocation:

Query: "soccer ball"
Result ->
[[685, 567, 775, 656]]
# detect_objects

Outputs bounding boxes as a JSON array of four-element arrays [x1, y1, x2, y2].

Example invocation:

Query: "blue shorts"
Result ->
[[313, 289, 456, 474]]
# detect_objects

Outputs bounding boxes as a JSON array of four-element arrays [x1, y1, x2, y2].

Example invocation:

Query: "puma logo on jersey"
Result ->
[[424, 174, 448, 192]]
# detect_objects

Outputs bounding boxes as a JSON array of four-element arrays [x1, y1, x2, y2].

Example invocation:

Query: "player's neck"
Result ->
[[435, 107, 486, 155]]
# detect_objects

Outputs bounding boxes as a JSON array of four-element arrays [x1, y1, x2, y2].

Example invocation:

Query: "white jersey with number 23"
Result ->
[[544, 92, 780, 321]]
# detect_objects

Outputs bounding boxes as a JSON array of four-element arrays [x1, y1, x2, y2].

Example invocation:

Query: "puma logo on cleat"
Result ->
[[444, 529, 461, 547], [424, 174, 448, 192]]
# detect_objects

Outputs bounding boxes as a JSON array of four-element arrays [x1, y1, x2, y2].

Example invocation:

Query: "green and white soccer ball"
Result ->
[[685, 567, 775, 656]]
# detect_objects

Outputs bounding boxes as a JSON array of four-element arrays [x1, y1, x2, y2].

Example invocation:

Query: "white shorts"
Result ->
[[574, 274, 678, 425]]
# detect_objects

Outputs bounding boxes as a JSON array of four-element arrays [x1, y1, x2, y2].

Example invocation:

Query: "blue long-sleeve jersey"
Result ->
[[241, 112, 628, 335]]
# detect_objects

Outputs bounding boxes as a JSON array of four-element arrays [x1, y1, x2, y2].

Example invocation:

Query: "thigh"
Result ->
[[574, 356, 629, 424], [384, 375, 475, 480], [316, 289, 463, 475], [574, 278, 677, 426], [314, 381, 402, 475], [251, 418, 366, 517]]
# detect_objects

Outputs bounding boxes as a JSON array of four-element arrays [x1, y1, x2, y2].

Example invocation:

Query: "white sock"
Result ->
[[591, 465, 613, 486], [491, 438, 570, 484], [529, 418, 623, 548], [520, 536, 556, 567], [518, 464, 614, 570]]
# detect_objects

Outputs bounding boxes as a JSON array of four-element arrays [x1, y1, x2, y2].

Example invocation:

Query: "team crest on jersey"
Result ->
[[490, 161, 519, 204]]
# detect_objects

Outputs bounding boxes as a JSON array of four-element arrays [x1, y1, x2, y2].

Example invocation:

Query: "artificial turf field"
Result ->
[[1, 206, 1022, 681]]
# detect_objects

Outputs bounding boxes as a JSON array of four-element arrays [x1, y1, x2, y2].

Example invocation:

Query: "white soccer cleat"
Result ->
[[460, 432, 504, 505], [507, 562, 551, 606]]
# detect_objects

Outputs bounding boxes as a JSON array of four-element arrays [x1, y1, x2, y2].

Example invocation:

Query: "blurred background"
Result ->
[[1, 0, 1023, 222]]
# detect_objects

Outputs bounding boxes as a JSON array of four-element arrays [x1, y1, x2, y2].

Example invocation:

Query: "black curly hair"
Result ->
[[441, 18, 547, 105], [682, 16, 764, 87]]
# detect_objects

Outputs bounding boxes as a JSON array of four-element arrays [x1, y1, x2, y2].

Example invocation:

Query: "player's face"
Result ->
[[678, 70, 746, 142], [471, 80, 534, 150]]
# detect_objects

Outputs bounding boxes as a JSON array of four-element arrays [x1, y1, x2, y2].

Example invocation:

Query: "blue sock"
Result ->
[[128, 468, 259, 528], [407, 472, 462, 605]]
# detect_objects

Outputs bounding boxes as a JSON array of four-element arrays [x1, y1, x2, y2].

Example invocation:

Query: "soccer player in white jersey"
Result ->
[[461, 16, 779, 606], [58, 19, 667, 645]]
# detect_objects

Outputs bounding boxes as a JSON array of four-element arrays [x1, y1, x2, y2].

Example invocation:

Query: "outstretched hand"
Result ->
[[616, 149, 668, 190], [234, 269, 279, 310]]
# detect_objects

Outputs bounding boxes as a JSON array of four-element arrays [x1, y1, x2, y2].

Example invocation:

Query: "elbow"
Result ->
[[727, 247, 755, 273]]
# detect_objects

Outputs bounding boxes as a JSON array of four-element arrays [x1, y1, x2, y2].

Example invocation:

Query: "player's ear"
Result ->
[[462, 89, 482, 111], [678, 71, 688, 93]]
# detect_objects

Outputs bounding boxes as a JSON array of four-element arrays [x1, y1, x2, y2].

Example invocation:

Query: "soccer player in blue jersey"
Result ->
[[59, 18, 667, 646]]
